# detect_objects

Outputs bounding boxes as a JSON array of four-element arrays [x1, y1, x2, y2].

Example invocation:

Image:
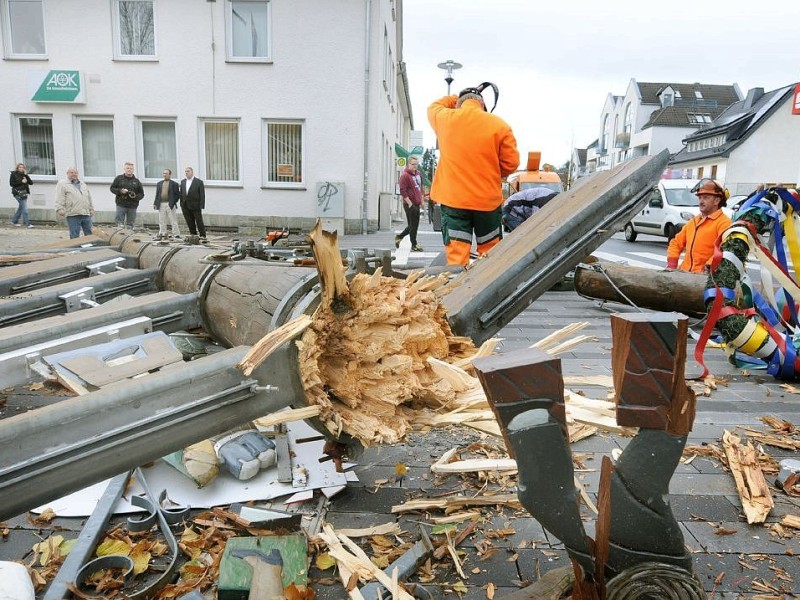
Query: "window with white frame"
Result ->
[[264, 120, 303, 186], [16, 115, 55, 176], [383, 27, 395, 96], [113, 0, 156, 59], [3, 0, 46, 56], [78, 118, 116, 179], [201, 119, 240, 183], [623, 102, 632, 134], [138, 119, 177, 180], [228, 0, 270, 61]]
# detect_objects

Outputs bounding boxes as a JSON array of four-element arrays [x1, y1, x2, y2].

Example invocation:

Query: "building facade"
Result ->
[[669, 84, 800, 195], [0, 0, 412, 234], [584, 79, 741, 175]]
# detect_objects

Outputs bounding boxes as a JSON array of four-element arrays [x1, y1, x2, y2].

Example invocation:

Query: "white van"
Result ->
[[623, 179, 731, 242]]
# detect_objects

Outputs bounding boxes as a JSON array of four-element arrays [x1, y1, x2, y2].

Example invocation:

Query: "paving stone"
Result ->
[[684, 520, 800, 554], [484, 515, 548, 550], [350, 464, 431, 490], [692, 552, 800, 594], [669, 494, 741, 522], [325, 485, 411, 514], [514, 547, 573, 583], [669, 473, 738, 495]]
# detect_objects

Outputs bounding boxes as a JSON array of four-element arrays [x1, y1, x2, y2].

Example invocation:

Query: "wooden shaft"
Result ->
[[574, 261, 708, 315], [244, 556, 284, 600]]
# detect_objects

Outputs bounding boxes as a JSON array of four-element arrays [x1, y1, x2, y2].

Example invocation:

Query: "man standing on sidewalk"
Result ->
[[180, 167, 206, 241], [395, 156, 424, 252], [110, 161, 144, 229], [154, 168, 181, 239], [428, 88, 519, 265], [55, 167, 94, 239]]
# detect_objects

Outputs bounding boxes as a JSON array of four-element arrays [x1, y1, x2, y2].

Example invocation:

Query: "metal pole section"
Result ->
[[0, 344, 305, 520], [442, 151, 669, 344], [0, 291, 201, 354], [0, 248, 127, 296], [0, 268, 159, 326]]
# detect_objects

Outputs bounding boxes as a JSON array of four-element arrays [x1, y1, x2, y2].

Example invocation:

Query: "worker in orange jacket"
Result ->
[[666, 179, 732, 273], [428, 89, 519, 266]]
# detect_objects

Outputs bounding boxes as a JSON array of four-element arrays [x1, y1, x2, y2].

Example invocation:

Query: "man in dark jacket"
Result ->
[[110, 161, 144, 229], [180, 167, 206, 241], [154, 168, 181, 239]]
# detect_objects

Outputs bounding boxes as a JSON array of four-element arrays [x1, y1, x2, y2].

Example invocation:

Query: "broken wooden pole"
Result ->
[[443, 151, 669, 343], [574, 261, 707, 315]]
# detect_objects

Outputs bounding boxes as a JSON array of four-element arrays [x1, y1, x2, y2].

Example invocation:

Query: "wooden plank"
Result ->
[[722, 430, 774, 524]]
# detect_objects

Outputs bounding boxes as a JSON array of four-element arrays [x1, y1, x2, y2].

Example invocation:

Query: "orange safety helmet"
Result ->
[[692, 178, 730, 206]]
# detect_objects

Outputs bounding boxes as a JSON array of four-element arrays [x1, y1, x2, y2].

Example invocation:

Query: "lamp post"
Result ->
[[437, 59, 462, 95]]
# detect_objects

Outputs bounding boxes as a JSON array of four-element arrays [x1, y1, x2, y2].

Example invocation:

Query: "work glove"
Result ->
[[213, 428, 276, 481], [666, 257, 678, 270]]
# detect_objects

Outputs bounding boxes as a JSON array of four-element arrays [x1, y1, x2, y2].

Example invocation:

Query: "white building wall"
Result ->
[[726, 97, 800, 191], [647, 127, 695, 156], [0, 0, 407, 233]]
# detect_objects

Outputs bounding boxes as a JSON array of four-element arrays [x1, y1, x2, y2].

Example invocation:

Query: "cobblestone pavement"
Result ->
[[1, 221, 799, 598]]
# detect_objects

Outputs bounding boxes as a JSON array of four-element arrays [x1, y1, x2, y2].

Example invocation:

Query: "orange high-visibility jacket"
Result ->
[[667, 209, 732, 273], [428, 95, 519, 211]]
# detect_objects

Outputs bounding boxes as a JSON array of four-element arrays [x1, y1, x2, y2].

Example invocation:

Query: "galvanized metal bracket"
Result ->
[[59, 286, 98, 313]]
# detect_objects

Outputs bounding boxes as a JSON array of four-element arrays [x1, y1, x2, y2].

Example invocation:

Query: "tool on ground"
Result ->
[[218, 535, 307, 600], [360, 526, 434, 599], [230, 548, 284, 600]]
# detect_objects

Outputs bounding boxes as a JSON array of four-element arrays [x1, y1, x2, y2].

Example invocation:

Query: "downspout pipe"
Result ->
[[361, 0, 371, 234]]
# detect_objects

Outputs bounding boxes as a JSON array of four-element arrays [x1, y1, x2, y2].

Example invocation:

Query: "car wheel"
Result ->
[[665, 223, 679, 240], [624, 222, 637, 242]]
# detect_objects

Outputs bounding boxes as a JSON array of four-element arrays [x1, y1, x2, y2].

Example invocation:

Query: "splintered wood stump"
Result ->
[[611, 313, 695, 434], [297, 222, 477, 445]]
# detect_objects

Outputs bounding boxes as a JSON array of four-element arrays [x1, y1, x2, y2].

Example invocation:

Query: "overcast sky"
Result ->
[[402, 0, 800, 167]]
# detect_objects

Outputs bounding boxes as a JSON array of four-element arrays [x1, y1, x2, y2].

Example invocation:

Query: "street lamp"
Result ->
[[437, 59, 462, 95]]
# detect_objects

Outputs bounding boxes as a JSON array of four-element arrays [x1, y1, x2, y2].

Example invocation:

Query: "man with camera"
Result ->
[[110, 161, 145, 229], [428, 84, 519, 265]]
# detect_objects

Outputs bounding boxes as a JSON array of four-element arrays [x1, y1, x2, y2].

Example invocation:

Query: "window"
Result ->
[[228, 0, 271, 61], [3, 0, 46, 57], [711, 165, 717, 179], [623, 102, 632, 134], [138, 119, 176, 180], [16, 115, 55, 176], [600, 115, 609, 152], [695, 90, 703, 99], [383, 27, 395, 95], [698, 167, 704, 179], [264, 120, 303, 187], [113, 0, 156, 59], [201, 119, 240, 183], [78, 118, 116, 178]]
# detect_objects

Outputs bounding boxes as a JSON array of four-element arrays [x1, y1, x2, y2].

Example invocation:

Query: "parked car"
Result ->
[[728, 194, 750, 214], [624, 179, 733, 242]]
